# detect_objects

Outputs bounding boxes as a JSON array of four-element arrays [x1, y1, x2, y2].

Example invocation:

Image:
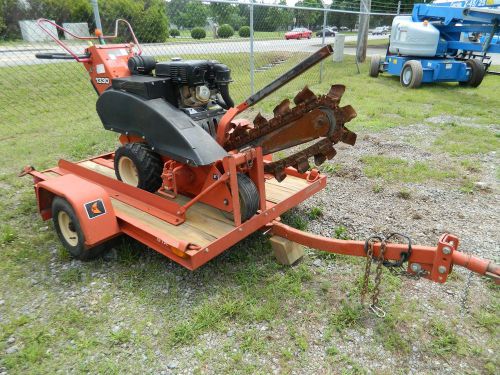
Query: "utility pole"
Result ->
[[355, 0, 371, 63]]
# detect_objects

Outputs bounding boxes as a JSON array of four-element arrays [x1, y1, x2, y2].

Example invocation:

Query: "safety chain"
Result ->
[[360, 233, 413, 318], [360, 236, 387, 318]]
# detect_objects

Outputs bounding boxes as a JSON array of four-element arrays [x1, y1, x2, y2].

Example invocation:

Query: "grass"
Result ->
[[0, 51, 499, 373], [361, 155, 458, 183], [433, 124, 499, 156]]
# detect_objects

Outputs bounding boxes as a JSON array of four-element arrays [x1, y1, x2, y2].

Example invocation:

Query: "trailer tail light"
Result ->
[[171, 246, 188, 259]]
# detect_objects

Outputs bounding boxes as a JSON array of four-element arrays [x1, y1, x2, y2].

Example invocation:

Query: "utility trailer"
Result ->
[[23, 18, 499, 315], [370, 1, 500, 88]]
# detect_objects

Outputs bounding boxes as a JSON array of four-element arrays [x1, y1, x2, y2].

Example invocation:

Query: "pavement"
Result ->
[[1, 34, 497, 67], [0, 35, 385, 67]]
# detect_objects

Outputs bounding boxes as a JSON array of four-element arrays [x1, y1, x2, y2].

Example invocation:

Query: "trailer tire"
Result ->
[[235, 173, 260, 222], [459, 59, 485, 88], [52, 197, 105, 260], [369, 55, 381, 78], [115, 143, 163, 193], [400, 60, 423, 88]]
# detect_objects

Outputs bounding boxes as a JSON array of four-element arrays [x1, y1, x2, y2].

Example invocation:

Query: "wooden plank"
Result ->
[[79, 160, 116, 179], [112, 199, 214, 247]]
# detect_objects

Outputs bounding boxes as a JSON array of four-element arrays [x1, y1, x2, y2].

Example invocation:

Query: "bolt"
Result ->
[[223, 199, 228, 205], [204, 248, 209, 253], [410, 263, 421, 273], [442, 247, 452, 255], [438, 265, 447, 274]]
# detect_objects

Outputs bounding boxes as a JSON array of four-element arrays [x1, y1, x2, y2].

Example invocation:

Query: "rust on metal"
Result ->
[[224, 84, 357, 181]]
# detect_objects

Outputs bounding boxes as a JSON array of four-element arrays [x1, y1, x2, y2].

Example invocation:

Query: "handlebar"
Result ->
[[36, 18, 142, 62], [35, 52, 91, 60]]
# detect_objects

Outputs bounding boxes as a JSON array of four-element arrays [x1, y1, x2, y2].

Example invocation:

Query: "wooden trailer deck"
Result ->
[[40, 158, 319, 251]]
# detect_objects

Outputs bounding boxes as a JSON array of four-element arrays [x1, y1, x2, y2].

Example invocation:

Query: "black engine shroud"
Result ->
[[96, 58, 233, 166]]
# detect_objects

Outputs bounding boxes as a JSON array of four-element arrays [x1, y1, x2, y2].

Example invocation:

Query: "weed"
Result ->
[[321, 163, 342, 174], [460, 179, 476, 194], [396, 189, 412, 200], [110, 328, 132, 345], [329, 301, 363, 332], [333, 225, 349, 240], [0, 225, 17, 245], [372, 184, 384, 193], [428, 320, 462, 355], [326, 346, 339, 356], [460, 159, 481, 173], [308, 206, 323, 220], [59, 268, 83, 284], [281, 209, 308, 230]]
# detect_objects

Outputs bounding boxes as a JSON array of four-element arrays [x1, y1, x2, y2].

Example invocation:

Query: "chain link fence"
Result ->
[[0, 0, 411, 143]]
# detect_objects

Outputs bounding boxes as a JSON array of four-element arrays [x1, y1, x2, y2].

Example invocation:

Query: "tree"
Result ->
[[294, 0, 322, 29], [180, 1, 208, 28]]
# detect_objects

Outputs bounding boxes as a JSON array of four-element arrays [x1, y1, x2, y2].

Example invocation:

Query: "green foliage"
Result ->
[[169, 28, 180, 37], [28, 0, 92, 26], [281, 210, 308, 230], [333, 225, 349, 240], [254, 1, 292, 32], [99, 0, 168, 43], [308, 206, 323, 220], [180, 1, 208, 28], [328, 301, 363, 331], [190, 27, 206, 39], [294, 0, 322, 28], [428, 320, 461, 355], [238, 25, 250, 37], [217, 24, 234, 39]]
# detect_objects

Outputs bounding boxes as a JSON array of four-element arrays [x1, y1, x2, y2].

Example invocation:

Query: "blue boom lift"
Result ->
[[370, 0, 500, 88]]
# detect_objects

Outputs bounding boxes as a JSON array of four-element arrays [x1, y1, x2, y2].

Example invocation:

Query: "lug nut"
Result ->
[[438, 265, 447, 274], [442, 247, 452, 255]]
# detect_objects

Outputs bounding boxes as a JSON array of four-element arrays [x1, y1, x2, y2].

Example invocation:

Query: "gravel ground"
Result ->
[[1, 117, 498, 374]]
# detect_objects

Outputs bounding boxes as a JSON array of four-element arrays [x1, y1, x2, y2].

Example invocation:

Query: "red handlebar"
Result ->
[[36, 18, 142, 62]]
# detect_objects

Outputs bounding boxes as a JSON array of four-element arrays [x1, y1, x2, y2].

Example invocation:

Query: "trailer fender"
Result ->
[[35, 174, 120, 246]]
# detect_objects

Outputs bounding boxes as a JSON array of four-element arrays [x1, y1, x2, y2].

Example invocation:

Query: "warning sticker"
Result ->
[[84, 199, 106, 219]]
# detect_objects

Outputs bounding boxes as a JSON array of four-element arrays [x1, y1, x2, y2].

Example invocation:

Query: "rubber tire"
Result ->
[[235, 173, 260, 222], [114, 143, 163, 193], [459, 59, 485, 88], [369, 55, 381, 78], [400, 60, 423, 88], [52, 197, 105, 261]]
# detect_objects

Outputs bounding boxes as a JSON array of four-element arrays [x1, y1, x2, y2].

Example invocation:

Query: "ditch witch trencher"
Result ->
[[22, 20, 499, 314]]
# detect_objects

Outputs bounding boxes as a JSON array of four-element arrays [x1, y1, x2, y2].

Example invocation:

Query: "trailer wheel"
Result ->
[[459, 59, 485, 88], [52, 197, 105, 260], [369, 55, 381, 78], [115, 143, 163, 193], [400, 60, 423, 88]]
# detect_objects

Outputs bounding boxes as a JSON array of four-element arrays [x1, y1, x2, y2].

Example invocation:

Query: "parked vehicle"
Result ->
[[285, 27, 312, 40], [372, 27, 388, 35], [316, 27, 336, 37], [340, 26, 349, 31]]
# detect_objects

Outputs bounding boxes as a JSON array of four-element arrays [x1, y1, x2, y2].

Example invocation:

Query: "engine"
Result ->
[[125, 56, 234, 137]]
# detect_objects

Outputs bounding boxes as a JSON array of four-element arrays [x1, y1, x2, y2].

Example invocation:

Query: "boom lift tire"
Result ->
[[52, 197, 106, 260], [369, 55, 381, 78], [400, 60, 423, 88], [459, 59, 485, 88], [114, 143, 163, 193], [234, 173, 260, 222]]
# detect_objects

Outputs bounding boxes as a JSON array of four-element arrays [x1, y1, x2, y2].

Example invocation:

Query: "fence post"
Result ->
[[356, 0, 371, 63], [397, 1, 401, 15], [90, 0, 103, 32], [250, 2, 255, 96], [319, 8, 327, 83]]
